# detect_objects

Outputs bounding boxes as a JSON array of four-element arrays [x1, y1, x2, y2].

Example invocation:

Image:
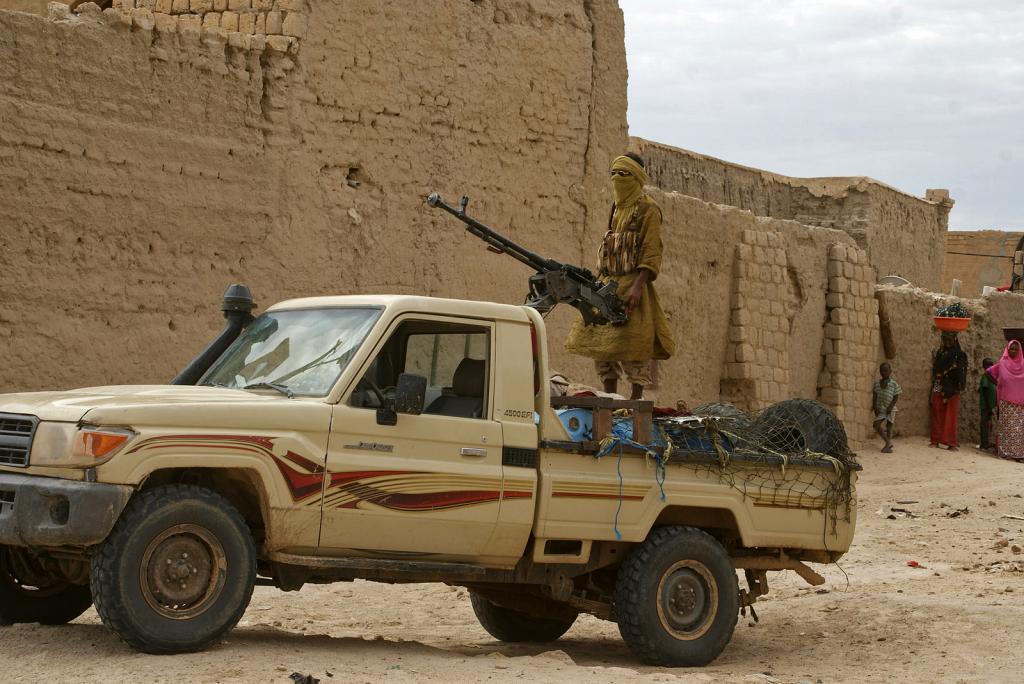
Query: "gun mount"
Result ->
[[427, 192, 627, 326]]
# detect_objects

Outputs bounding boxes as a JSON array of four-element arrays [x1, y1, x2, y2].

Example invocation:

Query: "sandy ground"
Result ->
[[3, 437, 1024, 684]]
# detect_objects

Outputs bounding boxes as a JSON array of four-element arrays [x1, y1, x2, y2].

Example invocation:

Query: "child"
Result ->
[[873, 362, 902, 453], [978, 357, 997, 451]]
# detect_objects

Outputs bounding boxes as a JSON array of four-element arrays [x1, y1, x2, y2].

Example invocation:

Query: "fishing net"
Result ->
[[594, 399, 859, 533], [659, 399, 857, 530]]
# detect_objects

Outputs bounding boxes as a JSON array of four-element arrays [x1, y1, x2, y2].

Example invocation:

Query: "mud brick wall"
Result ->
[[817, 244, 879, 445], [943, 230, 1023, 298], [110, 0, 306, 50], [0, 1, 628, 391], [632, 138, 953, 293], [721, 229, 791, 411], [877, 287, 1024, 443]]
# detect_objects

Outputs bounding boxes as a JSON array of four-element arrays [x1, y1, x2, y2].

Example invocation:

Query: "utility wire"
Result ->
[[945, 251, 1014, 259]]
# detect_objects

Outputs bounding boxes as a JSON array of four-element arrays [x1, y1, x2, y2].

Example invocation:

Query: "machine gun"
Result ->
[[427, 192, 627, 326]]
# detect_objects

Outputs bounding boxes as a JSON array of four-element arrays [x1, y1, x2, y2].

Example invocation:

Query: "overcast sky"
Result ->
[[619, 0, 1024, 231]]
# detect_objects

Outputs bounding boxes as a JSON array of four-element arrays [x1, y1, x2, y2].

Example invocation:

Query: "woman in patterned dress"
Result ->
[[987, 339, 1024, 462]]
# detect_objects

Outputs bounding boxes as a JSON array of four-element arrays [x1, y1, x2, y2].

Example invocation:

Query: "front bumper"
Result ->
[[0, 472, 133, 548]]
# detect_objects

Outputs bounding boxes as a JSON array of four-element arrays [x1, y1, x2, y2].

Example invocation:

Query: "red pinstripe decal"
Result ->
[[328, 470, 416, 487], [552, 492, 644, 501]]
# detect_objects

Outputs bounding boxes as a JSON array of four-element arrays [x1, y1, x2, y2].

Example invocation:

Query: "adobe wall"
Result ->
[[641, 189, 879, 445], [0, 1, 627, 391], [0, 0, 49, 14], [942, 230, 1021, 297], [631, 138, 954, 293], [876, 287, 1024, 443], [0, 1, 948, 451]]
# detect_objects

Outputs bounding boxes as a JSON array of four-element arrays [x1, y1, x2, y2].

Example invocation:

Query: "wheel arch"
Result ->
[[652, 505, 743, 548], [138, 467, 271, 549]]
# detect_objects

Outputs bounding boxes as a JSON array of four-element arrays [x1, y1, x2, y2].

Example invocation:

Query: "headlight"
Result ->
[[31, 424, 135, 468]]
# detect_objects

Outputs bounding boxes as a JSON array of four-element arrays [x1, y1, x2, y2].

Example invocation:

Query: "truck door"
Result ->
[[320, 315, 503, 560]]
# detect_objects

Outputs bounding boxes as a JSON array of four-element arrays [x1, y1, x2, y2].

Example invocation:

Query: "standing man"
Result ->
[[566, 153, 675, 400]]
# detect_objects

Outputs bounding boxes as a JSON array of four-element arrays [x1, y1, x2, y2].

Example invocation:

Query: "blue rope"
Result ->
[[613, 445, 624, 540], [593, 419, 670, 538]]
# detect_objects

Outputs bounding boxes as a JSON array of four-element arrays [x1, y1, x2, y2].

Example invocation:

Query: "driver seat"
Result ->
[[424, 358, 486, 418]]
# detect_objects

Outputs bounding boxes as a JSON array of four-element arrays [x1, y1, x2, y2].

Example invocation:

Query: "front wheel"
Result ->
[[614, 526, 739, 666], [90, 484, 256, 654], [0, 545, 93, 625]]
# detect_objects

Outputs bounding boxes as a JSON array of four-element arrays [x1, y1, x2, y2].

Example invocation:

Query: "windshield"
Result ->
[[200, 308, 381, 397]]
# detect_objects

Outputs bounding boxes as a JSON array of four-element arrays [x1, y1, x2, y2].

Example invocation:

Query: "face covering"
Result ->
[[610, 155, 648, 208]]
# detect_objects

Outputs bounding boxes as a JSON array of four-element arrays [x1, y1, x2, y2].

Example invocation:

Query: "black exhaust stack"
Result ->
[[170, 284, 256, 385]]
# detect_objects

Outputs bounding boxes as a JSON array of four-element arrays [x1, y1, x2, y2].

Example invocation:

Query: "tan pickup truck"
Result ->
[[0, 293, 858, 666]]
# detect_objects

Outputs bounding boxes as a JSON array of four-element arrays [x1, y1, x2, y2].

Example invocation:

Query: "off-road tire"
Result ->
[[753, 398, 850, 457], [470, 591, 578, 642], [0, 545, 93, 625], [90, 484, 256, 654], [614, 526, 739, 666]]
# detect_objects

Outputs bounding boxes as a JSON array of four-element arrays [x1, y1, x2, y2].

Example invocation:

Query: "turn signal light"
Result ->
[[72, 428, 134, 461]]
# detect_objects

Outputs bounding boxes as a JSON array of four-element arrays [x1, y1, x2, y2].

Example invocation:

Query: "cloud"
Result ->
[[620, 0, 1024, 230]]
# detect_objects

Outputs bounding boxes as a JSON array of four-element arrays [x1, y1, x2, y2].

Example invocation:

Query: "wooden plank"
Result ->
[[633, 407, 652, 444], [550, 396, 654, 411], [593, 407, 612, 441]]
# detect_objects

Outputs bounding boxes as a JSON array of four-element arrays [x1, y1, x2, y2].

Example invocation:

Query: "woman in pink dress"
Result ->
[[987, 339, 1024, 462]]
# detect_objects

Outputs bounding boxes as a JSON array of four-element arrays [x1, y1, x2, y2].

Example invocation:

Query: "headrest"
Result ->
[[453, 358, 486, 397]]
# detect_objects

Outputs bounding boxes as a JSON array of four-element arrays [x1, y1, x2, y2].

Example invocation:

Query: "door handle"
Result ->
[[460, 447, 488, 458]]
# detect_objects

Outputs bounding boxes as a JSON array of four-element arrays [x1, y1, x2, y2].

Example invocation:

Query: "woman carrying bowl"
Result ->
[[986, 338, 1024, 462], [930, 331, 967, 450]]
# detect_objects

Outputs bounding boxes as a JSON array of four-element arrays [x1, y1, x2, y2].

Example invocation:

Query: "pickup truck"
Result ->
[[0, 291, 858, 666]]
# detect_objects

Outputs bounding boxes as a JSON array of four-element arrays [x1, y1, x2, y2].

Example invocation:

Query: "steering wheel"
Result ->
[[356, 376, 387, 407]]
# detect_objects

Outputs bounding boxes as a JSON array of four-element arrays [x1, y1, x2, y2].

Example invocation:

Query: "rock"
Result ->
[[536, 650, 575, 665], [47, 2, 72, 20]]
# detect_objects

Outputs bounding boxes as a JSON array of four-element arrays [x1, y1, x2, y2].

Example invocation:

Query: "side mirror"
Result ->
[[394, 373, 427, 415], [375, 373, 426, 426]]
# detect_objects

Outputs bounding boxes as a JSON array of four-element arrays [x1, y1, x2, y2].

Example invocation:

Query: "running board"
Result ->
[[268, 551, 511, 583]]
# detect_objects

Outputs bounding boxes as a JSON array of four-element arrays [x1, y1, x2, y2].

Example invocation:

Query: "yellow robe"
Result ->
[[565, 195, 675, 362]]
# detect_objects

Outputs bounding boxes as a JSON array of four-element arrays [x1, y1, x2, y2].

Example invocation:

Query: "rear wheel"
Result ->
[[0, 545, 93, 625], [90, 484, 255, 653], [470, 591, 578, 642], [615, 526, 739, 666]]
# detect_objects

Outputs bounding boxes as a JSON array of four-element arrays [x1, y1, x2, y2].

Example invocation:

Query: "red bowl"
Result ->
[[934, 316, 970, 332]]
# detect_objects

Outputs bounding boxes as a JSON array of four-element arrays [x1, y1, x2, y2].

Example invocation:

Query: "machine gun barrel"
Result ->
[[426, 192, 557, 272], [426, 192, 628, 326]]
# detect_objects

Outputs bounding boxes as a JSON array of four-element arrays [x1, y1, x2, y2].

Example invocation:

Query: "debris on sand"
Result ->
[[289, 674, 320, 684], [945, 507, 970, 518]]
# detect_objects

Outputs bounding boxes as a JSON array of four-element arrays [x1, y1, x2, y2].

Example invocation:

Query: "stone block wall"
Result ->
[[721, 229, 791, 410], [646, 188, 861, 416], [818, 244, 878, 444]]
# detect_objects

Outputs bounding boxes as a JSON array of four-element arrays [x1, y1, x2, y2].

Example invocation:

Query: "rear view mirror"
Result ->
[[394, 373, 427, 415]]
